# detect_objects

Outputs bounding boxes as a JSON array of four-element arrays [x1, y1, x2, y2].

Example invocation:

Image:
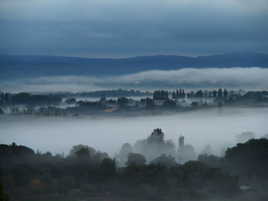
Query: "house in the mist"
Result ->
[[103, 100, 119, 113], [153, 99, 165, 106], [175, 99, 191, 107], [126, 99, 137, 107]]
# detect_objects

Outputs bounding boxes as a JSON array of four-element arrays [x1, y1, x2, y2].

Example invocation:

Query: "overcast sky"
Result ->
[[0, 0, 267, 57]]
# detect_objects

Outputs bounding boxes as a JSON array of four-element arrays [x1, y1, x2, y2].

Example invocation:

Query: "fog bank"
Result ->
[[1, 107, 267, 156], [2, 67, 268, 92]]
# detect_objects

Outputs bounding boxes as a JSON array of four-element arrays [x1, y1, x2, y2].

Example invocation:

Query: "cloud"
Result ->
[[2, 67, 268, 92], [0, 0, 267, 56]]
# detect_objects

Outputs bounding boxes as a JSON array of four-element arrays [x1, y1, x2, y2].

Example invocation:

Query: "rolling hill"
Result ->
[[0, 52, 268, 80]]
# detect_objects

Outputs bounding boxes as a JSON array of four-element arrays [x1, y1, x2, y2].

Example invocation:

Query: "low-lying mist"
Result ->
[[2, 67, 268, 92], [1, 106, 267, 157]]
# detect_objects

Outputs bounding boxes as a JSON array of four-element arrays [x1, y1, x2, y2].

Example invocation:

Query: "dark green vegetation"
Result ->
[[0, 92, 62, 106], [1, 139, 268, 201], [62, 89, 152, 98], [1, 89, 268, 117]]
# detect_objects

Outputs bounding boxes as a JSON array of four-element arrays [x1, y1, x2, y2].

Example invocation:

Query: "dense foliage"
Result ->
[[1, 139, 268, 201]]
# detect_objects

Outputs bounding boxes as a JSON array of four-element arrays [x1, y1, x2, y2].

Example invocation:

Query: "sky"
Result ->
[[0, 0, 267, 58]]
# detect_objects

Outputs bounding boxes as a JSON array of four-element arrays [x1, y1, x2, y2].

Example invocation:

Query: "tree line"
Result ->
[[1, 138, 268, 201]]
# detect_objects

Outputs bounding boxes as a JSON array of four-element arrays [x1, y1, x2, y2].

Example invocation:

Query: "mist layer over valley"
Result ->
[[1, 106, 267, 157], [2, 67, 268, 92], [1, 0, 268, 199]]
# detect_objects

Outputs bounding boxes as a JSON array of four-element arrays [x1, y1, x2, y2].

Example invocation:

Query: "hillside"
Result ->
[[0, 52, 268, 80]]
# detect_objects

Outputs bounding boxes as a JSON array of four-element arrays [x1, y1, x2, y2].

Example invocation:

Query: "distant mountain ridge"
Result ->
[[0, 52, 268, 80]]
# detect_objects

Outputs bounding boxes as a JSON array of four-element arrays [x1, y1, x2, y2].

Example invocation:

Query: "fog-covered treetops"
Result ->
[[1, 131, 268, 201]]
